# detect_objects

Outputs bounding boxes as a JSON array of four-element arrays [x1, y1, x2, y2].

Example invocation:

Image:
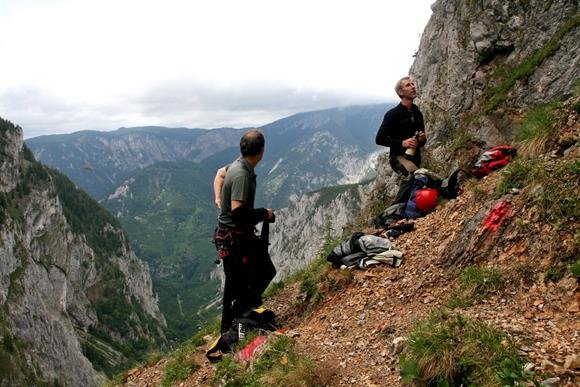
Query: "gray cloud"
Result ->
[[1, 82, 387, 138], [135, 80, 382, 112]]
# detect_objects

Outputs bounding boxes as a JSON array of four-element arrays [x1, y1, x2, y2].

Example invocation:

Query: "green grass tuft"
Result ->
[[400, 309, 533, 386], [494, 159, 537, 198], [570, 260, 580, 278], [213, 335, 319, 386], [517, 102, 560, 142], [160, 324, 219, 386], [545, 266, 564, 283], [448, 266, 503, 308]]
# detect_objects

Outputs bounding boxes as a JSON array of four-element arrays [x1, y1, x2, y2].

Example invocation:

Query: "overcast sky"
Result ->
[[0, 0, 433, 138]]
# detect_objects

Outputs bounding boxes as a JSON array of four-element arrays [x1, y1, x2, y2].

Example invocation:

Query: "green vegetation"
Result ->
[[472, 187, 488, 202], [495, 105, 578, 224], [570, 260, 580, 278], [0, 310, 51, 386], [160, 326, 214, 387], [448, 266, 503, 308], [49, 168, 126, 257], [264, 228, 352, 314], [450, 129, 474, 154], [312, 183, 360, 207], [400, 309, 532, 386], [262, 280, 286, 301], [0, 117, 20, 138], [49, 167, 166, 375], [104, 161, 220, 340], [545, 265, 564, 282], [483, 12, 580, 114], [291, 233, 352, 310], [84, 261, 166, 376], [517, 102, 560, 142], [213, 335, 320, 386], [494, 158, 537, 197]]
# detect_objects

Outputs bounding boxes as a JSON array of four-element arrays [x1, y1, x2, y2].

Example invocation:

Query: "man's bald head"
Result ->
[[240, 130, 265, 157]]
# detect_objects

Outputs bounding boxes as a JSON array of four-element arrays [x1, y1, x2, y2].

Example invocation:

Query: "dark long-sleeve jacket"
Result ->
[[375, 103, 426, 166]]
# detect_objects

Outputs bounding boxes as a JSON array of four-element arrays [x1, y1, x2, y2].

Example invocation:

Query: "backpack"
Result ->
[[357, 235, 394, 254], [206, 308, 279, 361], [472, 145, 516, 178], [327, 234, 400, 268], [373, 203, 406, 228], [326, 232, 364, 266], [439, 168, 464, 199]]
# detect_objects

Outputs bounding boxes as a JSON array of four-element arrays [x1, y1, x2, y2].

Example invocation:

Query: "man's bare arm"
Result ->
[[213, 166, 227, 208]]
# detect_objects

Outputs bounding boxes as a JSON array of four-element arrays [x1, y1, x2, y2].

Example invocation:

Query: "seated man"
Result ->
[[376, 76, 427, 204]]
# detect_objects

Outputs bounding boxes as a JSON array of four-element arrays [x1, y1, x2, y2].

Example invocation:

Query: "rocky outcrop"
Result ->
[[0, 119, 23, 192], [411, 0, 579, 159], [270, 184, 367, 279], [0, 118, 165, 386]]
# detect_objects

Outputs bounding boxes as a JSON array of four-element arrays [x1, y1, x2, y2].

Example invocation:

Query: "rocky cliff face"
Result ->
[[269, 184, 367, 279], [0, 118, 166, 386], [411, 0, 578, 159]]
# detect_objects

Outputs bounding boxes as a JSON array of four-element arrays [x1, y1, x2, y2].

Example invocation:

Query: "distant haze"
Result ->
[[0, 0, 433, 138]]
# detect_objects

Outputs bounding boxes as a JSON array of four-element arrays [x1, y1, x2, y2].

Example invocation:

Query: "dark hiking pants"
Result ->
[[219, 231, 276, 333]]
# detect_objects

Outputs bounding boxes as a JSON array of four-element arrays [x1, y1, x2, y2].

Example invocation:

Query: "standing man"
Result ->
[[214, 130, 276, 334], [376, 76, 427, 204]]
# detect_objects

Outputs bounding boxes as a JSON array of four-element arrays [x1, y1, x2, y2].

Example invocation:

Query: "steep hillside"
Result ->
[[256, 104, 385, 208], [124, 95, 578, 387], [0, 118, 166, 386], [104, 161, 221, 340], [119, 0, 579, 384]]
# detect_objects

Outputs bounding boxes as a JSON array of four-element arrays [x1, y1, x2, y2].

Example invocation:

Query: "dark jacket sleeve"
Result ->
[[231, 206, 271, 228], [375, 110, 401, 148]]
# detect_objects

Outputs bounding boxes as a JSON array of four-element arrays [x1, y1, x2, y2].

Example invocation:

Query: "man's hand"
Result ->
[[266, 208, 275, 223], [417, 131, 426, 143], [402, 137, 418, 149]]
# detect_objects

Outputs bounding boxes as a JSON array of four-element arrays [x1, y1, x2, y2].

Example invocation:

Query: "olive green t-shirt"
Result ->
[[218, 157, 256, 229]]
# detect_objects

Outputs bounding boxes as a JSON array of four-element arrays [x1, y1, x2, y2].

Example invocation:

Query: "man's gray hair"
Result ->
[[395, 76, 411, 97]]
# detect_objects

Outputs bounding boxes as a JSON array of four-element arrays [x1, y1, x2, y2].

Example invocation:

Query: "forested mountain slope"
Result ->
[[0, 118, 166, 386]]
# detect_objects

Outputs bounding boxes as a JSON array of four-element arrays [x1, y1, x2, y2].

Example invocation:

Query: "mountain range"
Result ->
[[27, 104, 389, 208], [27, 104, 391, 340]]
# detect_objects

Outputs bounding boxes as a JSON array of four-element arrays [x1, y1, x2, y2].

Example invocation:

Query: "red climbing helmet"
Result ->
[[415, 188, 439, 212]]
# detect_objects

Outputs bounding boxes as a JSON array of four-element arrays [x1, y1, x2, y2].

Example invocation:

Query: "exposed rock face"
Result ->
[[0, 120, 22, 193], [0, 118, 165, 386], [410, 0, 579, 158], [269, 184, 367, 279]]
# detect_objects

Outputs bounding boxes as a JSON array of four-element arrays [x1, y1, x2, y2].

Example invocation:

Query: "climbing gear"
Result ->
[[415, 188, 439, 213], [212, 226, 234, 264], [206, 307, 279, 362], [472, 145, 516, 178]]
